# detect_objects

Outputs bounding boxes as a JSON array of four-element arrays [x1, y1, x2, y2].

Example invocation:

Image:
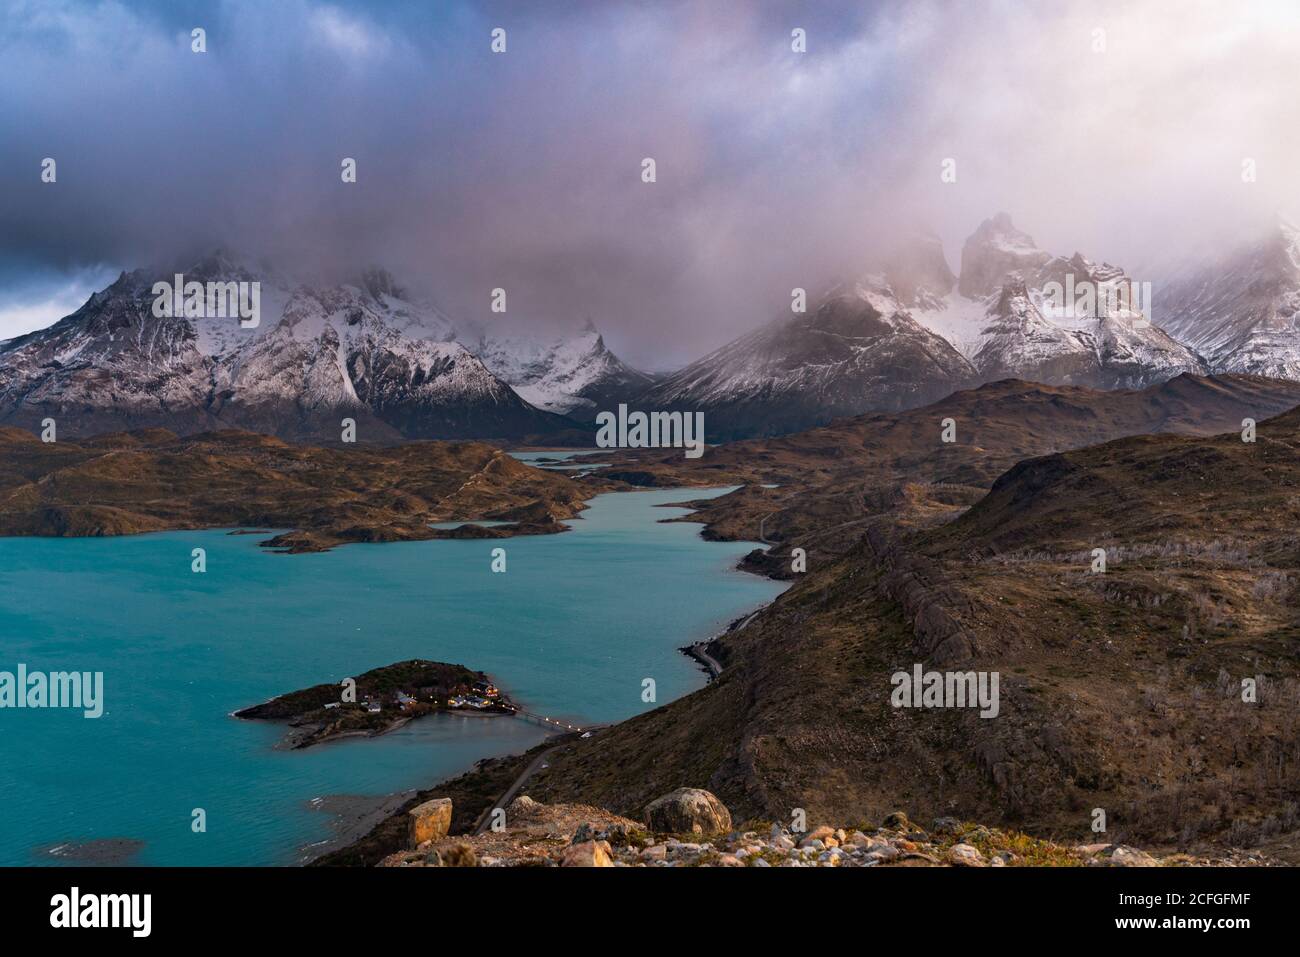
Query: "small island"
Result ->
[[234, 659, 515, 749]]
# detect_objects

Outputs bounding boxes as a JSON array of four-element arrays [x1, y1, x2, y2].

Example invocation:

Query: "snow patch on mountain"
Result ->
[[1156, 217, 1300, 380], [473, 321, 654, 417]]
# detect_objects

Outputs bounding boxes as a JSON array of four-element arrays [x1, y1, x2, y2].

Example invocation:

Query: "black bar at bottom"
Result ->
[[0, 864, 1281, 943]]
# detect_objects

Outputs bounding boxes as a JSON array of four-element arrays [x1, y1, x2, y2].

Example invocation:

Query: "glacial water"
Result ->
[[0, 486, 784, 866]]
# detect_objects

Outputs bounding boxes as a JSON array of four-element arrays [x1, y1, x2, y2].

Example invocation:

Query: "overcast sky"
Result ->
[[2, 0, 1298, 368]]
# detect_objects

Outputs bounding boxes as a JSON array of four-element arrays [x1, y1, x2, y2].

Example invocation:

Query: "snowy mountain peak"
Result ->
[[357, 267, 405, 303], [973, 276, 1098, 383], [958, 213, 1052, 298], [473, 321, 653, 419], [0, 259, 568, 441], [636, 281, 977, 440], [1269, 215, 1300, 272], [897, 219, 1206, 389], [990, 275, 1035, 315], [884, 232, 956, 309], [1157, 217, 1300, 380]]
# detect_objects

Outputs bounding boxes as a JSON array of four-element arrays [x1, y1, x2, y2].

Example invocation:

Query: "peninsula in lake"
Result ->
[[235, 659, 515, 749]]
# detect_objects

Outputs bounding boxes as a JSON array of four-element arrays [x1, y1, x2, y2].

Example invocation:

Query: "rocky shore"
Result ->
[[376, 787, 1265, 868]]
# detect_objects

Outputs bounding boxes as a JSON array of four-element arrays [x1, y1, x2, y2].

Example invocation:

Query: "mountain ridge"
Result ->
[[0, 257, 650, 443]]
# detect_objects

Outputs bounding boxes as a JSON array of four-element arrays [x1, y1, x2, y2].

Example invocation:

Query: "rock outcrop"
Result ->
[[408, 798, 453, 847]]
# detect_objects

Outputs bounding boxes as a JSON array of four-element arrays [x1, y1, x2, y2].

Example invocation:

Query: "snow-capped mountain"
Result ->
[[0, 254, 572, 441], [910, 215, 1206, 387], [971, 277, 1102, 383], [471, 320, 656, 420], [957, 212, 1052, 299], [637, 279, 979, 440], [1155, 217, 1300, 379], [633, 216, 1207, 441]]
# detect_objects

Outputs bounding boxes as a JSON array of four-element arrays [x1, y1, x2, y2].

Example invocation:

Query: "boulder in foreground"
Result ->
[[644, 788, 732, 835], [408, 798, 453, 847]]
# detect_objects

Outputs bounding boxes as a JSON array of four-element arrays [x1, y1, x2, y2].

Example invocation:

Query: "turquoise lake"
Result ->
[[0, 484, 784, 866]]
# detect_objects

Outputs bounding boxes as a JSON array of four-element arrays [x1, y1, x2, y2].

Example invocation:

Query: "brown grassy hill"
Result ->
[[587, 373, 1300, 574], [0, 427, 586, 551], [519, 385, 1300, 856]]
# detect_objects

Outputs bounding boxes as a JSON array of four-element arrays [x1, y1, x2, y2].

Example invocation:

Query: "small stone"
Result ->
[[562, 840, 613, 867], [1074, 843, 1112, 855], [441, 843, 478, 868], [895, 851, 941, 866], [510, 795, 540, 813], [1098, 845, 1158, 867], [948, 843, 985, 867], [882, 811, 912, 831], [806, 825, 836, 844]]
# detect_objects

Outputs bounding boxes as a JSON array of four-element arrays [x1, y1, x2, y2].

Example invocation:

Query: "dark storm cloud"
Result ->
[[2, 0, 1298, 365]]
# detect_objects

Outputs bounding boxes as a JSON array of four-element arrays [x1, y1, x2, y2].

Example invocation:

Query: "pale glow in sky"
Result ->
[[0, 267, 117, 341]]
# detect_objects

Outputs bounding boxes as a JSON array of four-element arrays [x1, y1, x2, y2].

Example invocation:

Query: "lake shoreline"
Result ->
[[2, 481, 786, 866]]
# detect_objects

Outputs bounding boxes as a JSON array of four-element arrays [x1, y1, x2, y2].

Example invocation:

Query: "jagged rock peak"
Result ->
[[959, 213, 1051, 299], [884, 231, 956, 308], [359, 267, 406, 302]]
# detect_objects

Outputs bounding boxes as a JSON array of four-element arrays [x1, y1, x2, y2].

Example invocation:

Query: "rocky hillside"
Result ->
[[362, 788, 1260, 868], [586, 373, 1300, 573], [484, 378, 1300, 859]]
